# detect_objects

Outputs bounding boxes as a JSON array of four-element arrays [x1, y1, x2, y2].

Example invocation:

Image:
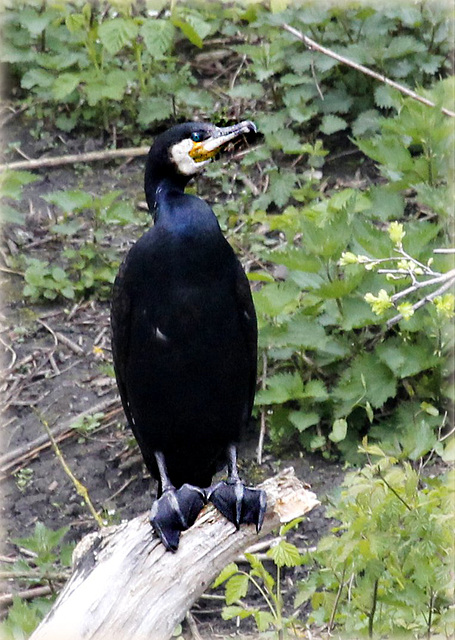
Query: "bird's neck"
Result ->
[[144, 159, 191, 215]]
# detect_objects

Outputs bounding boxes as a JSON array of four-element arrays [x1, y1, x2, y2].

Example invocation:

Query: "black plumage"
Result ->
[[111, 121, 266, 550]]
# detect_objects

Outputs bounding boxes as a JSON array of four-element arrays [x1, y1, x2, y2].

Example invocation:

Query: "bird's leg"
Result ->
[[208, 444, 267, 532], [150, 451, 206, 552]]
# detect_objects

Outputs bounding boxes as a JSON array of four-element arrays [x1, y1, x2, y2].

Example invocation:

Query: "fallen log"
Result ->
[[30, 467, 319, 640]]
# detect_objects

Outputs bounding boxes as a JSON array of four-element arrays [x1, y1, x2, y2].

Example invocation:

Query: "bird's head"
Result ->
[[148, 120, 258, 178]]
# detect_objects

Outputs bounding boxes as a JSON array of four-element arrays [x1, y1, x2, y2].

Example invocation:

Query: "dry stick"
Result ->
[[386, 275, 455, 329], [390, 268, 455, 305], [35, 410, 104, 528], [257, 350, 268, 465], [282, 24, 455, 118], [0, 396, 118, 471], [0, 146, 149, 173], [0, 586, 53, 607]]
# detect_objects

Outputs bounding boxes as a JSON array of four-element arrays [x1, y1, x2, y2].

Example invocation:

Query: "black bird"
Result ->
[[111, 121, 266, 551]]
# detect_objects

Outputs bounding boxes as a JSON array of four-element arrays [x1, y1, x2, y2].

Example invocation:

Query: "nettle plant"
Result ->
[[1, 1, 451, 138], [13, 183, 141, 302], [250, 78, 453, 462], [295, 445, 455, 639]]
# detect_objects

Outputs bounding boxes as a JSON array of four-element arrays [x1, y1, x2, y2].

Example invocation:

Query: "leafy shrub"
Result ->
[[296, 444, 454, 638], [0, 523, 74, 640], [214, 520, 305, 636], [1, 1, 450, 139], [251, 78, 453, 461], [20, 188, 141, 301]]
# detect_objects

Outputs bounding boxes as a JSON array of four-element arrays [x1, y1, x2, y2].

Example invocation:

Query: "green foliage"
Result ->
[[0, 523, 74, 639], [0, 170, 39, 224], [296, 447, 455, 638], [213, 519, 305, 636], [71, 411, 104, 441], [1, 1, 450, 138], [251, 79, 452, 461], [13, 467, 34, 493], [20, 188, 141, 302]]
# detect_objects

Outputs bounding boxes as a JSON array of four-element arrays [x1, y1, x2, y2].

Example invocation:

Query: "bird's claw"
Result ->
[[208, 481, 267, 532], [150, 484, 206, 552]]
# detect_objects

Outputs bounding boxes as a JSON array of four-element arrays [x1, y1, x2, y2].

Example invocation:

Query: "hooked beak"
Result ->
[[189, 121, 257, 163]]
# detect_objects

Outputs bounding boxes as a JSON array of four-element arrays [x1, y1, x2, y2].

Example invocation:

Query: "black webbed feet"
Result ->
[[150, 484, 206, 552], [208, 481, 267, 533]]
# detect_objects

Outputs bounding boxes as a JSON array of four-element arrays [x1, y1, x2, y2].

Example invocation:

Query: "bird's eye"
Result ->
[[191, 132, 202, 143]]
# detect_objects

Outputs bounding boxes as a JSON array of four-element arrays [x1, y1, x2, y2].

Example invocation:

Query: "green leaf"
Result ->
[[228, 83, 264, 100], [352, 109, 381, 136], [329, 418, 348, 443], [138, 97, 173, 126], [221, 605, 252, 621], [0, 170, 40, 200], [1, 204, 26, 225], [171, 10, 211, 48], [44, 190, 92, 213], [304, 379, 329, 401], [253, 610, 275, 632], [442, 436, 455, 462], [401, 419, 437, 460], [21, 67, 54, 90], [19, 6, 56, 35], [253, 281, 301, 318], [268, 170, 298, 208], [333, 353, 397, 411], [256, 372, 305, 405], [212, 562, 238, 588], [320, 114, 348, 135], [140, 20, 175, 59], [225, 573, 249, 605], [52, 73, 80, 100], [289, 411, 320, 432], [98, 18, 138, 55], [376, 338, 439, 378]]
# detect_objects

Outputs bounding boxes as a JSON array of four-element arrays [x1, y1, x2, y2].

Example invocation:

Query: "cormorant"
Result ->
[[111, 121, 266, 551]]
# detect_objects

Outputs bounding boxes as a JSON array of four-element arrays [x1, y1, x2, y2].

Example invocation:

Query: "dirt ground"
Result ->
[[0, 117, 347, 637]]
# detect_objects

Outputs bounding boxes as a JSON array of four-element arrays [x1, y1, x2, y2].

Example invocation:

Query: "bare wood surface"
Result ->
[[30, 467, 319, 640], [283, 24, 455, 118]]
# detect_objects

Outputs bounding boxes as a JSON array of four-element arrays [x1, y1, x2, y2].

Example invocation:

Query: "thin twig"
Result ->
[[0, 146, 149, 173], [185, 611, 204, 640], [34, 409, 104, 527], [390, 268, 455, 304], [257, 350, 268, 465], [387, 274, 455, 328], [0, 397, 118, 471], [282, 24, 455, 118], [0, 585, 52, 607], [54, 331, 86, 356]]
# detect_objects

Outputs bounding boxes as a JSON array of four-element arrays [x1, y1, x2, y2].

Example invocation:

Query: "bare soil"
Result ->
[[0, 117, 347, 638]]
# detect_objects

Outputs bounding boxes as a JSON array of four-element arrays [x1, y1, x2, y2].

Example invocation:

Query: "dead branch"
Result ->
[[283, 24, 455, 118], [29, 467, 319, 640], [0, 396, 119, 474], [0, 147, 149, 173], [0, 586, 52, 607]]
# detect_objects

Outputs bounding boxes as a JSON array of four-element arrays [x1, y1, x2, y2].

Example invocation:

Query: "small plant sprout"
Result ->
[[213, 518, 304, 638], [14, 467, 34, 492]]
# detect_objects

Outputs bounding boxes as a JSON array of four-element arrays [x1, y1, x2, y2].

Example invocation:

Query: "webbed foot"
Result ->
[[150, 483, 206, 552], [208, 480, 267, 532]]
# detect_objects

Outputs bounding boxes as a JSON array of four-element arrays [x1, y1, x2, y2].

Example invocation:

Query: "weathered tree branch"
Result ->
[[30, 467, 319, 640], [283, 24, 455, 118], [0, 146, 149, 173]]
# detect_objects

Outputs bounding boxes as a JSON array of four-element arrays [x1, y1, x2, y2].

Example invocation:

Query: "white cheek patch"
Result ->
[[170, 139, 210, 176]]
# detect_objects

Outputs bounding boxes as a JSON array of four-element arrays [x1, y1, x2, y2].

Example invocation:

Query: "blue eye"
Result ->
[[191, 132, 202, 142]]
